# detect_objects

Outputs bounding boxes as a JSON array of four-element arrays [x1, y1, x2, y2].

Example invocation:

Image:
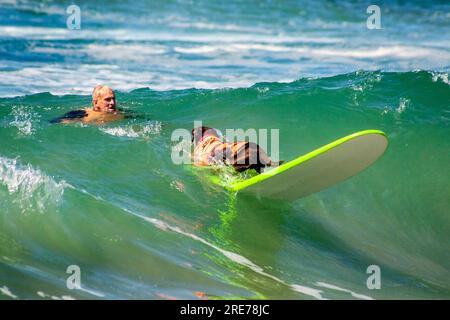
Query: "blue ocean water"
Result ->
[[0, 1, 449, 300], [0, 0, 449, 96]]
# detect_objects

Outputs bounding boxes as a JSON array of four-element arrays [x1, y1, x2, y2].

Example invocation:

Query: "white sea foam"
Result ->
[[256, 87, 270, 94], [9, 105, 40, 136], [290, 284, 325, 300], [16, 27, 446, 61], [0, 64, 167, 96], [0, 1, 63, 16], [0, 156, 66, 213], [1, 26, 70, 39], [172, 44, 446, 59], [0, 62, 260, 97], [396, 97, 410, 114], [0, 286, 18, 299], [431, 71, 450, 85], [77, 286, 105, 298], [316, 282, 373, 300], [0, 26, 343, 44], [174, 46, 219, 54], [37, 291, 76, 300], [38, 287, 104, 298], [81, 44, 168, 62], [100, 121, 162, 138]]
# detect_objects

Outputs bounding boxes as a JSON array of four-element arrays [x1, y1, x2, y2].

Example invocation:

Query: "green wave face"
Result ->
[[0, 71, 449, 299]]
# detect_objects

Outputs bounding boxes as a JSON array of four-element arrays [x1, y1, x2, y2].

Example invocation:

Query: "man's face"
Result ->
[[94, 89, 116, 112]]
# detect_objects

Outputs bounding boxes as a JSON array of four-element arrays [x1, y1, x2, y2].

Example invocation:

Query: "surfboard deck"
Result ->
[[227, 130, 388, 201]]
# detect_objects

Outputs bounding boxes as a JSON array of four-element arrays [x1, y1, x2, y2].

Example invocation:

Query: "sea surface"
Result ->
[[0, 0, 449, 299]]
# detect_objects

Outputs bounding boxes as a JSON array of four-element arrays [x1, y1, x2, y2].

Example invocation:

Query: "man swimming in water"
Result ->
[[51, 85, 125, 124], [191, 126, 281, 173]]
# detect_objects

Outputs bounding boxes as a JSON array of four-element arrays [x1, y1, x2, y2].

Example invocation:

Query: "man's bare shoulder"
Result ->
[[50, 108, 89, 124], [83, 109, 125, 124]]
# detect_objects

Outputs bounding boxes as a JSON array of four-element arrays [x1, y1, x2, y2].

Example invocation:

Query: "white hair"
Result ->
[[92, 85, 113, 102]]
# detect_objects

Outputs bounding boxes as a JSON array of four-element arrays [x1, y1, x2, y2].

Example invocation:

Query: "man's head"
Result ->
[[191, 126, 220, 145], [92, 85, 116, 112]]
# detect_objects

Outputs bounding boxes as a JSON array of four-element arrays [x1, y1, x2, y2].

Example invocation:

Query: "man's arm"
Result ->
[[49, 109, 88, 124]]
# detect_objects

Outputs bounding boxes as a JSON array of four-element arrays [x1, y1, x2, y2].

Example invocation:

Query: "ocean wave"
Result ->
[[0, 64, 167, 96], [100, 121, 162, 139], [0, 26, 343, 44], [8, 105, 40, 136], [125, 208, 374, 300], [431, 71, 450, 85], [128, 209, 327, 299], [168, 21, 269, 34], [81, 44, 168, 62], [172, 44, 447, 59], [396, 97, 410, 114], [0, 156, 67, 213], [0, 65, 251, 97], [0, 0, 64, 16], [4, 25, 445, 61], [1, 38, 448, 97]]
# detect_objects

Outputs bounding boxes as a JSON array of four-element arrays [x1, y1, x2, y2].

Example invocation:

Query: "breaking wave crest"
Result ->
[[0, 156, 67, 213], [100, 120, 162, 139]]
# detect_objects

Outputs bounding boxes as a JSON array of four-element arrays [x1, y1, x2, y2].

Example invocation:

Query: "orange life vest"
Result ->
[[193, 135, 271, 172]]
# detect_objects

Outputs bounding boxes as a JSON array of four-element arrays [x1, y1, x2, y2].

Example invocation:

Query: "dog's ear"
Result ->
[[192, 127, 205, 144], [202, 126, 216, 137], [192, 126, 217, 145], [191, 128, 196, 142]]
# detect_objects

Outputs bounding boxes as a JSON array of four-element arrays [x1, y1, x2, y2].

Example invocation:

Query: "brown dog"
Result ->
[[192, 126, 280, 173]]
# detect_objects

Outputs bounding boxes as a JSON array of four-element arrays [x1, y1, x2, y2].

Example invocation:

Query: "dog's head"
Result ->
[[191, 126, 219, 146]]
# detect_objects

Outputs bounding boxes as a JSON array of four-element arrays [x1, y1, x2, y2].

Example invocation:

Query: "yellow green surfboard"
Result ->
[[229, 130, 388, 201]]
